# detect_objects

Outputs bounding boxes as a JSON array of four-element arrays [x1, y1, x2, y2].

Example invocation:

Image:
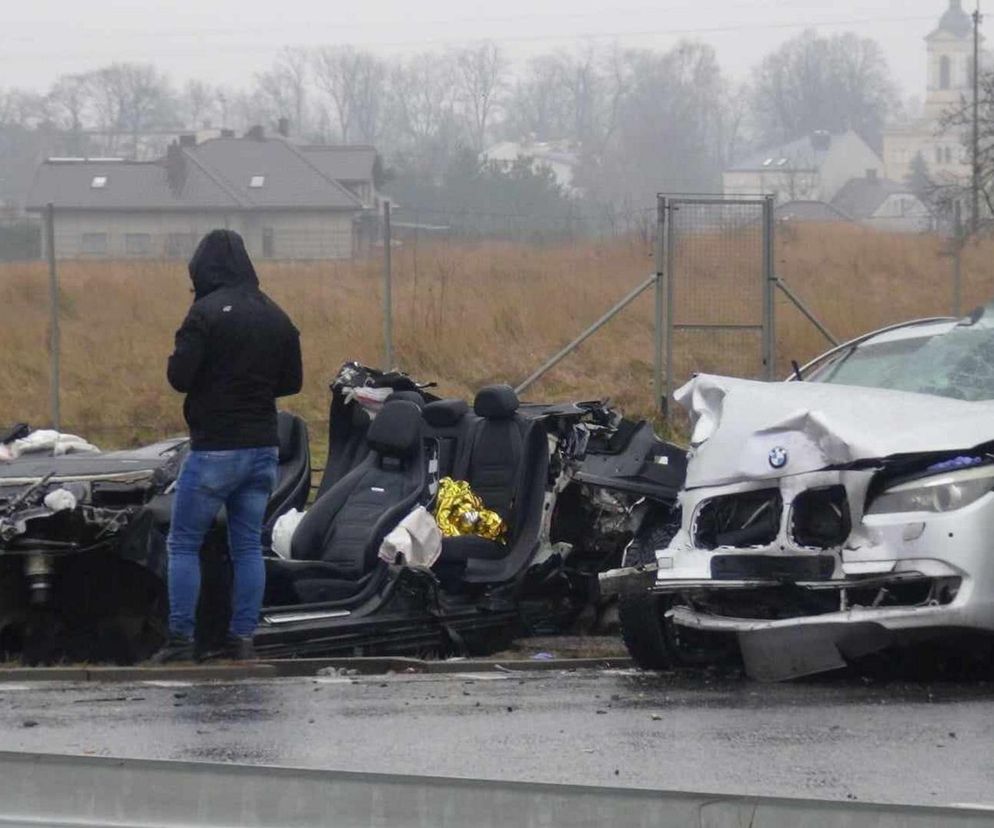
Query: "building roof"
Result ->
[[298, 145, 376, 182], [726, 131, 845, 173], [26, 137, 368, 212], [928, 0, 972, 39], [830, 176, 919, 219], [774, 200, 854, 223], [25, 158, 236, 211]]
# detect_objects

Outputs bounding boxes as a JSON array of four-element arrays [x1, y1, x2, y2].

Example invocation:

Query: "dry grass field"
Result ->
[[2, 222, 992, 449]]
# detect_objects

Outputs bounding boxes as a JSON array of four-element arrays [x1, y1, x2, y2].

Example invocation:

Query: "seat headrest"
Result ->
[[386, 390, 425, 410], [367, 400, 422, 458], [276, 412, 299, 462], [474, 385, 519, 419], [423, 398, 470, 428]]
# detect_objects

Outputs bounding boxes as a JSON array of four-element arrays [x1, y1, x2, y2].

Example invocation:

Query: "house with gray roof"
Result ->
[[26, 131, 378, 260], [830, 173, 933, 233], [723, 130, 883, 205]]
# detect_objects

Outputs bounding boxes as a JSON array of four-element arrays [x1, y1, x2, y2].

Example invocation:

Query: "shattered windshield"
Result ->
[[812, 307, 994, 401]]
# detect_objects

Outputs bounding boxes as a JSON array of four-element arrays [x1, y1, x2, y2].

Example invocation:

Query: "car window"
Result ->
[[811, 308, 994, 401]]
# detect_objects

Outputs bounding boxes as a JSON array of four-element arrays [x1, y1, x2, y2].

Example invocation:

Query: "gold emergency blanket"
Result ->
[[434, 477, 507, 543]]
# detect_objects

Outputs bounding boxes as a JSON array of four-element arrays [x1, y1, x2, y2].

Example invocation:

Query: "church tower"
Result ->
[[924, 0, 976, 121]]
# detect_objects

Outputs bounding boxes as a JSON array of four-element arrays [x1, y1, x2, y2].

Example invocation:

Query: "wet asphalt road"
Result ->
[[1, 668, 993, 808]]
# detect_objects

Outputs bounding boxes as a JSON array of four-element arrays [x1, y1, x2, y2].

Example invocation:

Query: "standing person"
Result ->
[[152, 229, 302, 663]]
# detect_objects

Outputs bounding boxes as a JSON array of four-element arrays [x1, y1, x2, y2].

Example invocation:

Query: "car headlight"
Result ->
[[867, 464, 994, 515]]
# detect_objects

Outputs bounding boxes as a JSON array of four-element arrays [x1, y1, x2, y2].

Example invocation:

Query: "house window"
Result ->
[[945, 147, 953, 164], [165, 233, 198, 258], [90, 176, 108, 189], [935, 146, 944, 164], [940, 55, 951, 90], [80, 233, 107, 255], [250, 175, 265, 188], [262, 227, 275, 258], [125, 233, 152, 255]]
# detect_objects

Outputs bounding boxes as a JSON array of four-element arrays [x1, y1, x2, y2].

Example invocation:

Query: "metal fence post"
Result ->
[[382, 200, 394, 369], [953, 200, 963, 317], [653, 195, 665, 416], [45, 203, 61, 430], [762, 195, 776, 380], [663, 198, 675, 417]]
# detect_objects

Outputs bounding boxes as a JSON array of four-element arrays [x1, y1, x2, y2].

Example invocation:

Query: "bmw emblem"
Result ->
[[768, 446, 788, 469]]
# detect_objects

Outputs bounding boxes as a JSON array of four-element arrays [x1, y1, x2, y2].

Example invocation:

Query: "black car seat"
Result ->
[[422, 398, 474, 478], [263, 412, 311, 532], [270, 400, 426, 603], [318, 390, 426, 497], [435, 386, 550, 583]]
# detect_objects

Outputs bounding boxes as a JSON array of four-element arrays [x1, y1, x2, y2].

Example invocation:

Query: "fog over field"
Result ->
[[3, 0, 981, 94]]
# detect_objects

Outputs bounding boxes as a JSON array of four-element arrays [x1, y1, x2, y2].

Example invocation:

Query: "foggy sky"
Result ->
[[3, 0, 986, 99]]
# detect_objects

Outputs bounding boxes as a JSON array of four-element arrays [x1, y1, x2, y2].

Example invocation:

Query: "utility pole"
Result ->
[[382, 200, 394, 369], [45, 203, 61, 430], [973, 1, 983, 234]]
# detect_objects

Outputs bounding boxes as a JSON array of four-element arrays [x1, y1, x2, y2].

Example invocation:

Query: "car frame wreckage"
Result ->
[[0, 362, 685, 663], [603, 311, 994, 681]]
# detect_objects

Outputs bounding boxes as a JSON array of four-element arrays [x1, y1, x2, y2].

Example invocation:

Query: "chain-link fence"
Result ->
[[662, 196, 774, 412], [3, 197, 993, 449]]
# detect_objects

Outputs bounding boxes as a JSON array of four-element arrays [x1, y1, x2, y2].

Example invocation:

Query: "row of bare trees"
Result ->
[[0, 29, 901, 207]]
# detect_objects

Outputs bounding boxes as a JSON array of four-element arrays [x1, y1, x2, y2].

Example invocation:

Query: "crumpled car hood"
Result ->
[[677, 374, 994, 488]]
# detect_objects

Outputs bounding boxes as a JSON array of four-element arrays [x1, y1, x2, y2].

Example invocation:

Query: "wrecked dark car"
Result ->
[[0, 363, 685, 663], [602, 310, 994, 680]]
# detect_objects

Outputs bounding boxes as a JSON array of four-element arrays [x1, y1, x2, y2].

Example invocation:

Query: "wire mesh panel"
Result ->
[[663, 195, 773, 412]]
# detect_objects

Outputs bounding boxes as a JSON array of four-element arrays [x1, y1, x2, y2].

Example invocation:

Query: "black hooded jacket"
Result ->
[[167, 229, 302, 450]]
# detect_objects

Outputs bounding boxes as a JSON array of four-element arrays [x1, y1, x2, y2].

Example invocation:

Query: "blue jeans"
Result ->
[[167, 447, 278, 639]]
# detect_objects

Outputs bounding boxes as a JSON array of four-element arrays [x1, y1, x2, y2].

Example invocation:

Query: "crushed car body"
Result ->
[[0, 362, 685, 663], [603, 310, 994, 680]]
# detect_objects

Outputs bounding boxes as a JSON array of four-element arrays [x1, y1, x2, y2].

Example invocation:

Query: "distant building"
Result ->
[[831, 172, 933, 233], [25, 130, 377, 260], [483, 140, 581, 192], [882, 0, 987, 186], [774, 200, 854, 225], [723, 130, 883, 204]]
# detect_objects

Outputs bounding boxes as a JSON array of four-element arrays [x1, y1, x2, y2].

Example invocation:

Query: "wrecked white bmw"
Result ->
[[603, 310, 994, 680]]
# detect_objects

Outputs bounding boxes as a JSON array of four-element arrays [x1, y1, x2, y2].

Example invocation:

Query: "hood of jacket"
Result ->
[[188, 229, 259, 300]]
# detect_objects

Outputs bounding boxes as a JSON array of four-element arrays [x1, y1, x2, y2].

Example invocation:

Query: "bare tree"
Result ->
[[453, 42, 507, 152], [504, 55, 570, 140], [0, 88, 49, 129], [750, 30, 896, 148], [387, 54, 460, 176], [84, 63, 177, 156], [312, 46, 387, 143], [582, 42, 729, 204], [180, 79, 219, 129], [254, 47, 309, 135], [936, 70, 994, 226]]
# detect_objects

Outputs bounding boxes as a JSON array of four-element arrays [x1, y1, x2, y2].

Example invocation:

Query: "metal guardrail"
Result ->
[[1, 751, 992, 828]]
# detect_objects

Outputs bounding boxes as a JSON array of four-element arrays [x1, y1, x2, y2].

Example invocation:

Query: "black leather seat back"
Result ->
[[422, 398, 475, 479], [290, 401, 426, 580], [435, 385, 551, 581], [459, 385, 525, 527], [265, 412, 310, 520]]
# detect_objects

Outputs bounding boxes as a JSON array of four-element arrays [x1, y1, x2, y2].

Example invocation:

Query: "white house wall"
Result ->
[[48, 210, 356, 260], [816, 133, 883, 203]]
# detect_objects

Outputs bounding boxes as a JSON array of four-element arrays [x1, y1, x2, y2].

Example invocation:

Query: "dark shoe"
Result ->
[[225, 635, 256, 661], [198, 634, 256, 662], [147, 634, 195, 664]]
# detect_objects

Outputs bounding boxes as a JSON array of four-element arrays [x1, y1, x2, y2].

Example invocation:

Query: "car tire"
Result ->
[[619, 592, 671, 669], [618, 516, 739, 670], [618, 517, 679, 670]]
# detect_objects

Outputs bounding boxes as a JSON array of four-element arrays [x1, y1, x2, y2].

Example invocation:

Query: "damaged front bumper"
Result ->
[[643, 464, 994, 678]]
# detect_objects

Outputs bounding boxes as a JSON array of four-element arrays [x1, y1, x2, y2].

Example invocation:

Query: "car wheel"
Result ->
[[618, 517, 679, 670], [619, 592, 671, 669]]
